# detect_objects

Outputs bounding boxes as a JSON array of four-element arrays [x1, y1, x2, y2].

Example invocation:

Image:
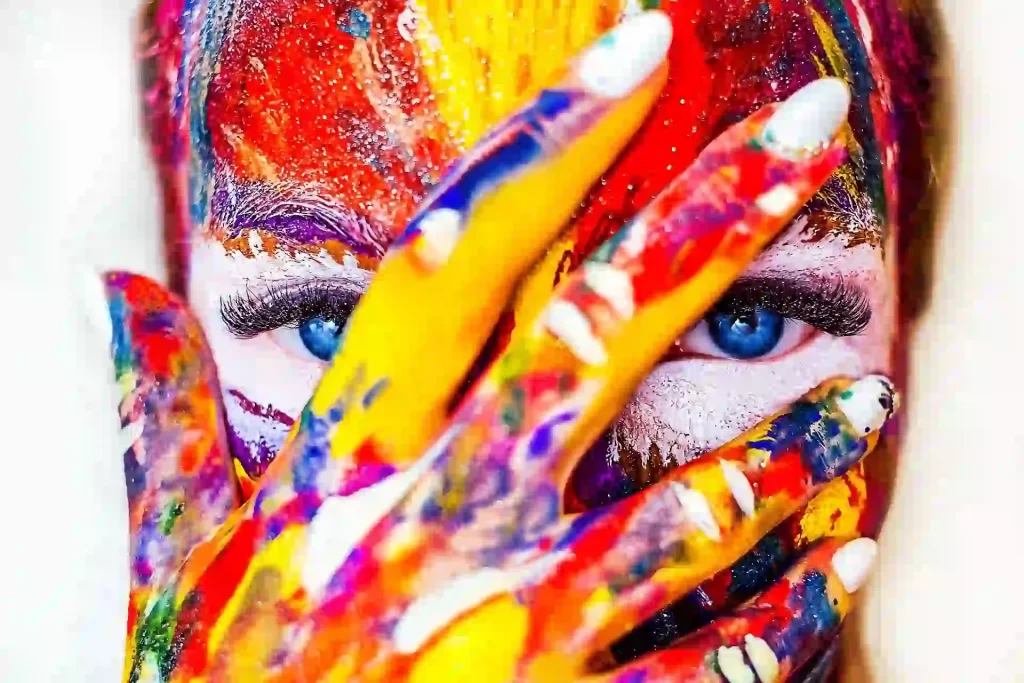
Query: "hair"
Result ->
[[136, 0, 945, 320]]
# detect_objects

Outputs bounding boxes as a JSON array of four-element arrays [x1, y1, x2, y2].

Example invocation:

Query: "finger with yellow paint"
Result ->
[[584, 538, 879, 683], [516, 376, 896, 671], [273, 79, 861, 680], [120, 76, 871, 683], [300, 10, 673, 480]]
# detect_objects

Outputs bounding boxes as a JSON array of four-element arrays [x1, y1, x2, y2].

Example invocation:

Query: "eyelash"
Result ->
[[709, 276, 871, 338], [220, 280, 362, 339], [220, 276, 870, 363]]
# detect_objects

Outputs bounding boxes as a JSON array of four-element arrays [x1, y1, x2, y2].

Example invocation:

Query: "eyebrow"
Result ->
[[712, 275, 872, 337], [211, 179, 392, 258]]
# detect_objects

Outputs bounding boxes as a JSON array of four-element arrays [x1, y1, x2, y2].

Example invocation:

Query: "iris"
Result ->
[[706, 308, 785, 359], [298, 317, 343, 361]]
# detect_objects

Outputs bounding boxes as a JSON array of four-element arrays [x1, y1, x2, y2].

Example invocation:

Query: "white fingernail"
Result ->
[[744, 635, 780, 683], [717, 645, 756, 683], [544, 300, 608, 365], [578, 11, 672, 98], [754, 185, 799, 217], [670, 482, 721, 542], [720, 459, 756, 518], [762, 78, 851, 158], [583, 263, 635, 319], [414, 208, 463, 268], [117, 419, 145, 455], [78, 267, 113, 349], [832, 537, 878, 593], [836, 375, 897, 436]]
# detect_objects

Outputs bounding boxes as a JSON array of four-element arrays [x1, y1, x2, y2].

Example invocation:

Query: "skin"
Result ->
[[140, 0, 925, 499], [132, 0, 932, 675], [113, 67, 896, 678]]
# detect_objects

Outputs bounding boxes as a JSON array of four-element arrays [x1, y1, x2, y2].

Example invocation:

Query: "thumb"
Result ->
[[104, 272, 241, 630]]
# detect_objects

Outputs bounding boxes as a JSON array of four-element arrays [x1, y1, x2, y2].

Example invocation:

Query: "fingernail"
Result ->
[[832, 537, 878, 593], [578, 11, 672, 98], [413, 207, 463, 268], [670, 482, 721, 542], [762, 78, 851, 158], [836, 375, 898, 436], [543, 300, 608, 365]]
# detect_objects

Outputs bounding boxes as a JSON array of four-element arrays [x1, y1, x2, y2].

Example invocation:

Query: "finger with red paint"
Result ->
[[253, 79, 864, 678], [584, 538, 879, 683], [513, 376, 895, 668], [117, 74, 876, 683], [274, 10, 673, 492]]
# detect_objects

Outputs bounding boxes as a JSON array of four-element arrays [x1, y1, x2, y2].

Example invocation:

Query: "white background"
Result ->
[[1, 0, 1022, 680]]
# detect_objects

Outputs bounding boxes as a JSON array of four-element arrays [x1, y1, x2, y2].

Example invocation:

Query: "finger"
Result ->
[[420, 77, 853, 529], [104, 273, 240, 654], [305, 11, 673, 475], [520, 375, 896, 666], [585, 538, 879, 683], [120, 76, 849, 681], [123, 17, 673, 678], [272, 79, 853, 678], [609, 464, 870, 663]]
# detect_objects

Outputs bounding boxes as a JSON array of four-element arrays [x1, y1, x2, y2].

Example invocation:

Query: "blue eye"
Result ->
[[298, 317, 343, 361], [706, 308, 785, 359]]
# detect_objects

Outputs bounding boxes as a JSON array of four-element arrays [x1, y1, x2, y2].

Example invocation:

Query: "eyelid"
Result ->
[[220, 277, 367, 339], [712, 275, 871, 337]]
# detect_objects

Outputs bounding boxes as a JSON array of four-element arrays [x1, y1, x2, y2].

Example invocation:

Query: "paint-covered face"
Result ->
[[144, 0, 930, 515]]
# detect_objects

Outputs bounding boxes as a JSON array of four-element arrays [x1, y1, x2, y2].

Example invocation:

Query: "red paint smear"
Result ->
[[174, 518, 258, 675], [758, 448, 809, 500], [207, 0, 457, 242]]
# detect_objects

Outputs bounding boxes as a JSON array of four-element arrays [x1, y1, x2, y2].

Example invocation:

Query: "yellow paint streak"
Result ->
[[413, 0, 624, 145], [312, 69, 666, 467], [807, 7, 864, 194], [511, 234, 575, 339], [205, 526, 306, 658], [409, 595, 527, 683], [798, 467, 869, 545]]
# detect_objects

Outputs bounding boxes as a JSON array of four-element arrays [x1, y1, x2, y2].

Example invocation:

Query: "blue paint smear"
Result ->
[[554, 507, 608, 551], [768, 569, 841, 661], [341, 8, 370, 39], [815, 0, 886, 219], [527, 411, 575, 458], [362, 378, 389, 409], [107, 292, 134, 378], [394, 89, 581, 248]]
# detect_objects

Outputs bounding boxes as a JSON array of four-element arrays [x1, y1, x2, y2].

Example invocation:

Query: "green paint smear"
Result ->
[[501, 386, 527, 433], [642, 0, 661, 8], [161, 500, 185, 535], [129, 591, 180, 683]]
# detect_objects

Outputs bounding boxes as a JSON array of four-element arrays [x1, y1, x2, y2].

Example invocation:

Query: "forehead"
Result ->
[[194, 0, 902, 253]]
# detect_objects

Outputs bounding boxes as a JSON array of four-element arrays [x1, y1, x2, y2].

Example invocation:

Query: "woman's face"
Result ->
[[157, 0, 920, 506]]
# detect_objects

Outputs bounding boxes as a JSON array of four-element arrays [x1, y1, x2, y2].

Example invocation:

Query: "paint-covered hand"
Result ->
[[109, 12, 896, 682]]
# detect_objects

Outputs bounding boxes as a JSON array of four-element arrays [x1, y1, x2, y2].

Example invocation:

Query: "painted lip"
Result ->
[[224, 389, 295, 479]]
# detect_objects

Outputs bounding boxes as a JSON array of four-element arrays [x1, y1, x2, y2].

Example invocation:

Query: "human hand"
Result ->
[[110, 12, 895, 681]]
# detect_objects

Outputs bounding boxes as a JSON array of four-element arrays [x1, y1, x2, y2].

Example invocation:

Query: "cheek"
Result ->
[[613, 330, 893, 466], [187, 241, 329, 474], [206, 332, 323, 477]]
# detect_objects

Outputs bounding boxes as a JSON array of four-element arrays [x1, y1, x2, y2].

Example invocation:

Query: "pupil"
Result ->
[[706, 308, 784, 360], [299, 317, 343, 361]]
